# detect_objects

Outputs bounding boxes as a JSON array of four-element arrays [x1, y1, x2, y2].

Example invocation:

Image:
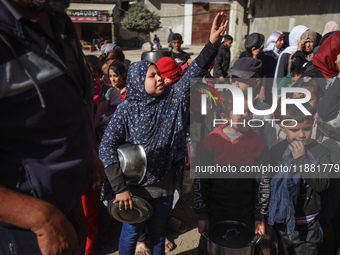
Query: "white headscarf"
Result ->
[[263, 31, 284, 59], [273, 25, 309, 87]]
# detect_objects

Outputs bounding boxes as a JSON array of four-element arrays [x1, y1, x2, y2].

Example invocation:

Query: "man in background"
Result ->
[[168, 28, 174, 51]]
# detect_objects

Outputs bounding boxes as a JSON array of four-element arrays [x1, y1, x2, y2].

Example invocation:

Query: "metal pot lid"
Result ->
[[209, 220, 254, 249], [107, 196, 153, 224], [117, 143, 147, 185]]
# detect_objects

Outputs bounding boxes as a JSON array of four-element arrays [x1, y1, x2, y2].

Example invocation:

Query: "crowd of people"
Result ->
[[1, 0, 340, 255]]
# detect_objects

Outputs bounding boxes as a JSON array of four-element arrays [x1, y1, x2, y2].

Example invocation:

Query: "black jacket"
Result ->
[[213, 44, 231, 78]]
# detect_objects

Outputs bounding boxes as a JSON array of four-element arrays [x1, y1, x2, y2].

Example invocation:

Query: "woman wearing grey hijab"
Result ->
[[288, 29, 317, 73]]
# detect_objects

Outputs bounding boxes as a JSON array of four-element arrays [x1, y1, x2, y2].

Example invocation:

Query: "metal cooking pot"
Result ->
[[117, 143, 147, 185], [203, 221, 263, 255], [141, 51, 171, 63]]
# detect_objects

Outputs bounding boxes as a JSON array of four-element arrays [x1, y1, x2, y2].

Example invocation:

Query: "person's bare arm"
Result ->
[[0, 186, 80, 255]]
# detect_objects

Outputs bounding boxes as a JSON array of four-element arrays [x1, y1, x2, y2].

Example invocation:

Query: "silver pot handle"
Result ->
[[252, 233, 262, 245], [252, 234, 264, 255], [202, 232, 208, 239]]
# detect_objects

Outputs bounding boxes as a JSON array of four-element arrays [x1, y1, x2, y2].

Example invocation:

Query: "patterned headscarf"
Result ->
[[313, 32, 340, 79], [100, 60, 203, 185]]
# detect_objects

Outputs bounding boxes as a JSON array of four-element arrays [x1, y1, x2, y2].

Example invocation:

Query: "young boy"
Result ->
[[277, 67, 306, 97], [276, 77, 324, 142], [193, 90, 270, 255], [153, 34, 161, 50], [268, 103, 330, 255], [171, 33, 191, 66], [213, 35, 233, 82], [229, 57, 277, 148]]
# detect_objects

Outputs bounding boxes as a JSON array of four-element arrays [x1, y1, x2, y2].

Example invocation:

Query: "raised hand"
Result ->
[[209, 12, 229, 47]]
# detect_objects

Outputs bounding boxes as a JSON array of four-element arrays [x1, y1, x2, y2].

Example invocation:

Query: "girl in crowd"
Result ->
[[99, 12, 228, 255], [108, 61, 128, 100]]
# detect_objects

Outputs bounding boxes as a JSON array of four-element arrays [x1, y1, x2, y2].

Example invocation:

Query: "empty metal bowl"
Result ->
[[117, 143, 147, 185]]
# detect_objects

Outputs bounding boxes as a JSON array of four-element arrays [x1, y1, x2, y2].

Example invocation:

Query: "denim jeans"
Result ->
[[119, 195, 173, 255]]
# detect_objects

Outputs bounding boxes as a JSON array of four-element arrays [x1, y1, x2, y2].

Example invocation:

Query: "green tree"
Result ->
[[121, 2, 161, 50]]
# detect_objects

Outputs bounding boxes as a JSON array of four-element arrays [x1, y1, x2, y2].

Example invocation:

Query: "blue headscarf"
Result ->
[[100, 60, 204, 186]]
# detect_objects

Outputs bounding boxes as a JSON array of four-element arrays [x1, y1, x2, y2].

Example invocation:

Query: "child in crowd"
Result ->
[[277, 77, 323, 143], [277, 67, 306, 97], [85, 56, 123, 141], [85, 55, 123, 252], [193, 89, 270, 255], [213, 34, 233, 83], [99, 12, 228, 254], [108, 61, 127, 99], [99, 46, 125, 85], [134, 57, 185, 254], [153, 34, 161, 50], [156, 57, 184, 87], [292, 77, 323, 113], [229, 57, 277, 148], [171, 33, 191, 66], [268, 103, 330, 255]]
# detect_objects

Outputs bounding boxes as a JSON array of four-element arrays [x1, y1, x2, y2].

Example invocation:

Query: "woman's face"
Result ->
[[304, 39, 315, 53], [276, 38, 284, 49], [109, 69, 124, 88]]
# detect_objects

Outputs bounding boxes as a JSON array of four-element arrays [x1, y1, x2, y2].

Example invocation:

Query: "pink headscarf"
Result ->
[[322, 21, 340, 37]]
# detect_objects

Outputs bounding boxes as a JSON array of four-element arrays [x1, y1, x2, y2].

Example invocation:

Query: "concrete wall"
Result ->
[[228, 0, 248, 65], [146, 0, 185, 47], [249, 0, 340, 40]]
